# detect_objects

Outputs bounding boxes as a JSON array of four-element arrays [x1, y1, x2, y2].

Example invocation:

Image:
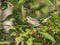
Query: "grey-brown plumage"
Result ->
[[26, 16, 51, 27], [3, 18, 15, 33], [0, 2, 14, 21], [26, 16, 40, 27], [0, 2, 14, 33]]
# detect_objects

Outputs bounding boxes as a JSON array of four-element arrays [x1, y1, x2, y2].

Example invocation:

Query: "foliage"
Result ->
[[0, 0, 60, 45]]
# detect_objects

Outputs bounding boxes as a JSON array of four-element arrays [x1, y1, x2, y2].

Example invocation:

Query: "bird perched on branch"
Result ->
[[26, 16, 51, 27], [26, 16, 40, 27]]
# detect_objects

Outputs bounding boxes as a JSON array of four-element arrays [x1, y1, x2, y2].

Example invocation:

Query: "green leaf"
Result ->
[[10, 32, 16, 36], [52, 12, 59, 19], [18, 0, 26, 5], [39, 26, 48, 32], [40, 32, 55, 41], [26, 36, 35, 45], [34, 42, 42, 45], [10, 26, 16, 30], [0, 41, 10, 44]]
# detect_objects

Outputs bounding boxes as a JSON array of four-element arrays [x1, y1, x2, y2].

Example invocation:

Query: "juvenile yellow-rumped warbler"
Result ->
[[26, 16, 40, 27], [26, 16, 51, 27]]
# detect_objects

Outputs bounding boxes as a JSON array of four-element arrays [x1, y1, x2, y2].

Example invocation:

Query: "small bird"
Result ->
[[0, 2, 14, 21], [3, 18, 15, 33], [26, 16, 51, 27], [26, 16, 40, 27]]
